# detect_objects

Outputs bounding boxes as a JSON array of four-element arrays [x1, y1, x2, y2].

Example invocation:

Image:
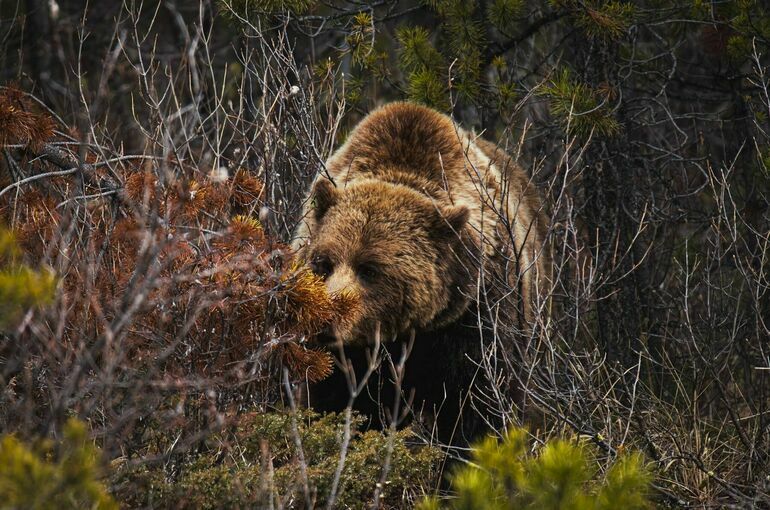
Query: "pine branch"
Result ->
[[485, 10, 565, 66]]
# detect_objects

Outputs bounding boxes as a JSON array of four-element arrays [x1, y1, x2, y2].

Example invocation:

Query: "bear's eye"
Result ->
[[357, 263, 380, 282], [310, 255, 333, 279]]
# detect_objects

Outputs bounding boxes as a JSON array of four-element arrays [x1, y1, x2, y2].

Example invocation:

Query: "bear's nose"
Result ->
[[324, 264, 356, 295]]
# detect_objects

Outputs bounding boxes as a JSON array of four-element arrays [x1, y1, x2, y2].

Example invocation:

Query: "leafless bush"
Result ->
[[467, 39, 770, 510]]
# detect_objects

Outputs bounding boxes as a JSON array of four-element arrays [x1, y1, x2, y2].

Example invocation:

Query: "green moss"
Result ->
[[112, 409, 441, 509]]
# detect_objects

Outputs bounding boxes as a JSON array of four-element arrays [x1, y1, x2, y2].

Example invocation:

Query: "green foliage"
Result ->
[[430, 1, 484, 62], [396, 1, 490, 104], [425, 0, 485, 100], [344, 74, 366, 104], [539, 67, 620, 138], [0, 226, 56, 329], [487, 0, 524, 34], [219, 0, 315, 20], [686, 0, 770, 61], [346, 12, 375, 66], [407, 69, 450, 111], [0, 418, 117, 510], [113, 409, 441, 509], [397, 27, 449, 109], [397, 26, 444, 75], [340, 12, 388, 105], [725, 3, 770, 60], [496, 81, 518, 113], [0, 226, 19, 262], [554, 0, 636, 40], [418, 428, 652, 510]]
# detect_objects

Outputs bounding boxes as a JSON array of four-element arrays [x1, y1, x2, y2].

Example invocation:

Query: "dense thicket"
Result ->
[[0, 0, 768, 507]]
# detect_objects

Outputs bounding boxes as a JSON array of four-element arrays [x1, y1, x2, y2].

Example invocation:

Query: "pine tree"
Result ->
[[0, 227, 56, 329], [0, 419, 117, 510], [419, 428, 652, 510]]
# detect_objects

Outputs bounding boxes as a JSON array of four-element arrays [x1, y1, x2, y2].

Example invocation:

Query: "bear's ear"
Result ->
[[434, 205, 469, 240], [312, 178, 339, 220]]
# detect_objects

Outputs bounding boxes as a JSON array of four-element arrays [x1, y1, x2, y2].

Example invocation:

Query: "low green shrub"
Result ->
[[419, 428, 652, 510], [111, 409, 441, 509], [0, 418, 117, 510], [0, 227, 56, 329]]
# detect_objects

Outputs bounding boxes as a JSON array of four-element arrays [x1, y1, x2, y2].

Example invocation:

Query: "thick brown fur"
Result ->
[[293, 102, 549, 444]]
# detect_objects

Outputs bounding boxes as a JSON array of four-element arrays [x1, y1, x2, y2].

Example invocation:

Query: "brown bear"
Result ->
[[292, 102, 549, 445]]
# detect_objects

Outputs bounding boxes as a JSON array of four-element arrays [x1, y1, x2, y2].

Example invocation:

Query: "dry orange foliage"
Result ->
[[0, 86, 353, 389], [0, 86, 56, 149]]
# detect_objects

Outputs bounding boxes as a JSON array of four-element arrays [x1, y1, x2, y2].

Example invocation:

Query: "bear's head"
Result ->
[[301, 178, 470, 345]]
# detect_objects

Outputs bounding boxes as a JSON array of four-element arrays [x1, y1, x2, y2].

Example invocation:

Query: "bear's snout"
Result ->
[[324, 264, 357, 296]]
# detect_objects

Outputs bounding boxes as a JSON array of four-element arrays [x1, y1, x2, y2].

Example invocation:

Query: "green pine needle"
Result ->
[[420, 427, 652, 510]]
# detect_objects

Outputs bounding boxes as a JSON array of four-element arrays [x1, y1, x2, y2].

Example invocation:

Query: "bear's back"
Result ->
[[326, 102, 466, 185]]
